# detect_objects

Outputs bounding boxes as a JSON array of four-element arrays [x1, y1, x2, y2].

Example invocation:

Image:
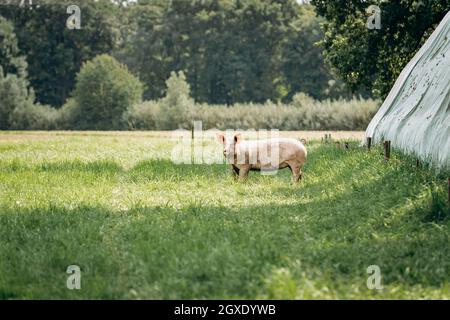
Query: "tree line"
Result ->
[[1, 0, 449, 130], [0, 0, 355, 110], [311, 0, 450, 98]]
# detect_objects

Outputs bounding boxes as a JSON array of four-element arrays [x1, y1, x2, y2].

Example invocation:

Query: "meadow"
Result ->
[[0, 131, 448, 299]]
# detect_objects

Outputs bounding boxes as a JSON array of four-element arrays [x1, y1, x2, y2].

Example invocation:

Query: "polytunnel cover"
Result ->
[[365, 11, 450, 169]]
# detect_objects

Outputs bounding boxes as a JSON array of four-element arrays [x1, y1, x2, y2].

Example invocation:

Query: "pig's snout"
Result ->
[[223, 148, 234, 159]]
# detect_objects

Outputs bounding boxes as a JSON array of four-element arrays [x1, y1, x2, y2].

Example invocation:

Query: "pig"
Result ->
[[216, 132, 307, 182]]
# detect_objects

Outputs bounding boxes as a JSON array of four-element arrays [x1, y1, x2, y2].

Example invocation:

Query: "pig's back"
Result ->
[[270, 138, 307, 160], [245, 138, 307, 161]]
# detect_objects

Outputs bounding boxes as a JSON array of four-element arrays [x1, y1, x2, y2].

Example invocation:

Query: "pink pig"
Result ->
[[216, 132, 307, 182]]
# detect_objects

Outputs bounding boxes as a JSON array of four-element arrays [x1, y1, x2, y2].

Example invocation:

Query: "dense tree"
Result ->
[[0, 0, 362, 108], [115, 0, 171, 101], [281, 5, 353, 100], [0, 16, 27, 79], [72, 54, 143, 130], [0, 0, 120, 107], [311, 0, 450, 98], [159, 71, 194, 130], [0, 17, 34, 129], [119, 0, 350, 104], [0, 69, 34, 130]]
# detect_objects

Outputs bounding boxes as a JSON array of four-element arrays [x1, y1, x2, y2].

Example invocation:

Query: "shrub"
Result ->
[[123, 100, 160, 130], [291, 92, 316, 108], [188, 97, 379, 131], [10, 103, 59, 130], [73, 54, 143, 130], [55, 98, 80, 130], [0, 17, 27, 80], [126, 96, 379, 131], [0, 17, 35, 130], [158, 71, 195, 130], [0, 69, 35, 129]]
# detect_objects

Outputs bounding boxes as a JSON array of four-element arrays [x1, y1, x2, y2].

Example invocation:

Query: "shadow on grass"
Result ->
[[0, 178, 448, 299], [0, 160, 123, 176], [0, 143, 448, 298]]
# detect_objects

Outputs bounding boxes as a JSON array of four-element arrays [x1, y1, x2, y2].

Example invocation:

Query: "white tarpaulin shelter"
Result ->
[[365, 11, 450, 170]]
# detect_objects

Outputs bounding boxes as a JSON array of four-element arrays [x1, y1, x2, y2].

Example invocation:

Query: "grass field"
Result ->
[[0, 131, 449, 299]]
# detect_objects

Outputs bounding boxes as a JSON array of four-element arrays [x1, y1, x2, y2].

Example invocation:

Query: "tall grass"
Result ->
[[11, 68, 379, 131], [10, 93, 380, 131], [124, 96, 380, 131], [0, 133, 448, 299]]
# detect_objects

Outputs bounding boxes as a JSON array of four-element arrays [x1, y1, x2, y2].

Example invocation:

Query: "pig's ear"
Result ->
[[216, 133, 225, 144], [234, 133, 242, 144]]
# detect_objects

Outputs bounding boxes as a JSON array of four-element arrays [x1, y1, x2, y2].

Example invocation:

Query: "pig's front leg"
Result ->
[[238, 165, 250, 181], [231, 165, 240, 180]]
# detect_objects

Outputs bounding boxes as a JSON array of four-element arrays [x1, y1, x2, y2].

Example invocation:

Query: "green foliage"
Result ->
[[0, 133, 448, 299], [311, 0, 450, 98], [158, 71, 194, 130], [10, 103, 59, 130], [0, 69, 33, 130], [291, 92, 316, 107], [0, 0, 120, 107], [119, 0, 355, 103], [423, 182, 450, 223], [127, 95, 379, 131], [0, 17, 35, 130], [72, 54, 143, 130], [1, 1, 372, 110], [123, 68, 378, 132], [0, 16, 27, 79], [281, 5, 354, 100], [123, 100, 160, 130], [54, 98, 80, 130], [264, 268, 298, 299]]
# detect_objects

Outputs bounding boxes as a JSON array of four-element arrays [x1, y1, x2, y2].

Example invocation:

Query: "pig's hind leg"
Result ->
[[287, 161, 302, 183], [238, 165, 250, 181]]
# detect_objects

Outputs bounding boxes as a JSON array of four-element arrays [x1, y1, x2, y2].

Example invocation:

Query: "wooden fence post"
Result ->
[[383, 140, 391, 160]]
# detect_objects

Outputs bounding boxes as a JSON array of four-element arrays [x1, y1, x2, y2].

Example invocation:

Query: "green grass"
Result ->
[[0, 132, 449, 299]]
